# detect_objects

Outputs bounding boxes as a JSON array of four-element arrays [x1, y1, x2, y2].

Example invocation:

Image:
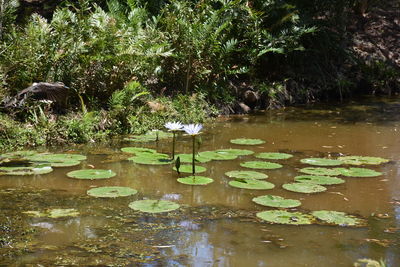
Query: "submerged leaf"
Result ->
[[282, 183, 327, 193], [240, 161, 282, 170], [128, 200, 180, 213], [256, 210, 314, 225], [252, 195, 301, 208], [229, 179, 275, 190], [177, 176, 214, 185], [23, 208, 79, 218], [300, 158, 343, 166], [294, 175, 345, 185], [230, 138, 265, 145], [225, 170, 268, 180], [67, 169, 116, 180], [312, 210, 366, 226], [255, 152, 293, 160], [87, 186, 138, 198]]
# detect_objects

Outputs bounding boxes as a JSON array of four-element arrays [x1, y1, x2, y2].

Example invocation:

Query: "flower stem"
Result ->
[[171, 131, 176, 160], [192, 135, 196, 176]]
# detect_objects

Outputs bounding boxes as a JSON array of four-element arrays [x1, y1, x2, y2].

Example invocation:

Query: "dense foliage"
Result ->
[[0, 0, 398, 149]]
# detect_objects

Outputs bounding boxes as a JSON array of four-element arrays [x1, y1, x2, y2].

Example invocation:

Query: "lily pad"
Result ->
[[128, 154, 171, 165], [282, 183, 327, 193], [312, 210, 366, 226], [27, 153, 87, 162], [338, 156, 389, 165], [300, 158, 343, 166], [67, 169, 116, 180], [23, 208, 79, 218], [256, 210, 314, 225], [173, 164, 206, 174], [225, 170, 268, 180], [50, 160, 81, 167], [177, 176, 214, 185], [121, 147, 157, 154], [299, 167, 342, 176], [338, 167, 382, 177], [26, 153, 86, 167], [215, 149, 254, 156], [252, 195, 301, 208], [87, 186, 138, 198], [294, 175, 345, 185], [230, 138, 265, 145], [128, 199, 180, 213], [175, 153, 212, 163], [228, 179, 275, 190], [124, 131, 172, 142], [240, 161, 283, 170], [198, 151, 237, 161], [1, 150, 38, 159], [255, 152, 293, 160], [0, 165, 53, 176]]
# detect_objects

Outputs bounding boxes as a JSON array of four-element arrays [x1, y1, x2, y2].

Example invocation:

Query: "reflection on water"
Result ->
[[1, 97, 400, 266]]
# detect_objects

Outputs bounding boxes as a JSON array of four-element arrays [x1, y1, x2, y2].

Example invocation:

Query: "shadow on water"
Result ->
[[1, 97, 400, 266]]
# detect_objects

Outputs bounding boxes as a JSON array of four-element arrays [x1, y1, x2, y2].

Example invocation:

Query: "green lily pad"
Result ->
[[230, 138, 265, 145], [282, 183, 327, 193], [50, 160, 81, 167], [23, 208, 79, 218], [215, 149, 254, 156], [87, 186, 138, 198], [256, 210, 314, 225], [0, 165, 53, 176], [27, 153, 87, 162], [299, 167, 342, 176], [177, 176, 214, 185], [1, 150, 38, 159], [173, 164, 206, 174], [338, 167, 382, 177], [255, 152, 293, 160], [228, 179, 275, 190], [225, 170, 268, 180], [198, 151, 237, 161], [124, 131, 172, 142], [294, 175, 345, 185], [240, 161, 283, 170], [128, 200, 180, 213], [338, 156, 389, 165], [300, 158, 343, 166], [128, 154, 172, 165], [67, 169, 116, 180], [175, 153, 212, 163], [121, 147, 157, 154], [252, 195, 301, 208], [312, 210, 366, 226]]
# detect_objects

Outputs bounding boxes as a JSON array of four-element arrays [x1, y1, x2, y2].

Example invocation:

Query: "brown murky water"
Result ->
[[1, 97, 400, 266]]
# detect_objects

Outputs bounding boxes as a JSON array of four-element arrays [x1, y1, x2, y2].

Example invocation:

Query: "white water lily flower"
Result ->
[[164, 121, 183, 131], [183, 124, 203, 135]]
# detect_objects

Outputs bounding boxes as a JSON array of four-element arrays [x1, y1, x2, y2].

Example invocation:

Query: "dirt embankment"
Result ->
[[348, 1, 400, 70]]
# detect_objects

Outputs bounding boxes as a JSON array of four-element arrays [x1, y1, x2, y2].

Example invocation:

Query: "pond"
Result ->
[[1, 97, 399, 266]]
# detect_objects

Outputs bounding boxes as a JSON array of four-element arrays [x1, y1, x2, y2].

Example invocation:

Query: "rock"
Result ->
[[2, 82, 70, 111]]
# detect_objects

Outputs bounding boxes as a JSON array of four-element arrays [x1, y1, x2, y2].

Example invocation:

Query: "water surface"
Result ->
[[1, 97, 399, 266]]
